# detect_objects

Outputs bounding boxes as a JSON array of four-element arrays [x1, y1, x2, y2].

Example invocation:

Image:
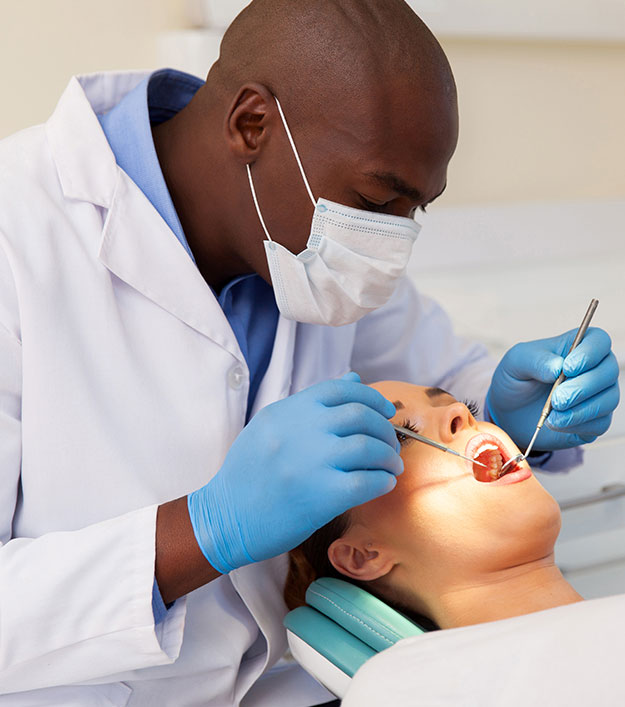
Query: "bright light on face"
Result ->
[[339, 381, 562, 616]]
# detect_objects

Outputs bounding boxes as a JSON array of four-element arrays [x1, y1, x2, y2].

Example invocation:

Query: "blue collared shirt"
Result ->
[[97, 69, 279, 623]]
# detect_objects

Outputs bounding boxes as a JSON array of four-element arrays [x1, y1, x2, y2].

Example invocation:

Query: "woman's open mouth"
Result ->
[[465, 434, 527, 484]]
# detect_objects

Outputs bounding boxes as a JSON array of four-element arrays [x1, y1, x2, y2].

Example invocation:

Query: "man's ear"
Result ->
[[225, 83, 276, 162], [328, 534, 396, 582]]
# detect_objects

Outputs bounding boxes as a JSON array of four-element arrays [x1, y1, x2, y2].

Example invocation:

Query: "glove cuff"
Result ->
[[187, 487, 254, 575]]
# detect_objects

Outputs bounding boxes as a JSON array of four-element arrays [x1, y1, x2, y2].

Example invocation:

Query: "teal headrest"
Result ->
[[305, 577, 425, 652], [284, 577, 427, 679]]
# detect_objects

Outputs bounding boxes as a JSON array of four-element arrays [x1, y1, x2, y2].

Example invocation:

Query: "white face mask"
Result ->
[[246, 97, 421, 327]]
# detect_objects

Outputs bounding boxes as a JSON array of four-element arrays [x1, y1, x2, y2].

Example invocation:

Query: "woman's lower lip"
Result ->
[[489, 466, 532, 485]]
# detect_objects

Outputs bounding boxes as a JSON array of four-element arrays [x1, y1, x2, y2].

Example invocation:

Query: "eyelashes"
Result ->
[[463, 399, 481, 418], [395, 418, 420, 446], [394, 400, 481, 447]]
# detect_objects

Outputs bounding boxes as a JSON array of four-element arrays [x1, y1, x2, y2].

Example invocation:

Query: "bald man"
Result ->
[[0, 1, 618, 705]]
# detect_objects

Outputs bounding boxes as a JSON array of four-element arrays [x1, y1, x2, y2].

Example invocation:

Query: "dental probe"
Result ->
[[499, 298, 599, 476], [391, 423, 488, 467]]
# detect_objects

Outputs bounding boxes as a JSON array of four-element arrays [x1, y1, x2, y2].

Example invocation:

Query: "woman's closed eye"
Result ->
[[395, 418, 420, 446]]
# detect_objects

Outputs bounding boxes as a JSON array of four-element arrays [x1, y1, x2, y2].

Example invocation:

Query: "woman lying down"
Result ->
[[284, 380, 582, 630]]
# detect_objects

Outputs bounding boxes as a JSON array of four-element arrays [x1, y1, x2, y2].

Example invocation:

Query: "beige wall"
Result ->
[[0, 0, 187, 137], [1, 2, 623, 205], [440, 38, 625, 206]]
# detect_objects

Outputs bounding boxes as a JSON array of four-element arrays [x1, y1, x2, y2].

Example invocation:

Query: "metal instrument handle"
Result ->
[[524, 298, 599, 457], [539, 298, 599, 427]]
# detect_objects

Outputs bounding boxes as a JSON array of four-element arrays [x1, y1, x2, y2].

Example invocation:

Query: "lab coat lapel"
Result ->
[[98, 169, 243, 359], [47, 71, 244, 360], [46, 74, 122, 208]]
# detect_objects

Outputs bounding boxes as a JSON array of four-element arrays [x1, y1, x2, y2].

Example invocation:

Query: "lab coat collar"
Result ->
[[45, 71, 248, 358], [46, 72, 150, 208], [100, 168, 246, 355]]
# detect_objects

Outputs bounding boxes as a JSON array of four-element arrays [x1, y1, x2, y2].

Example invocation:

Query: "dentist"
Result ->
[[0, 0, 618, 705]]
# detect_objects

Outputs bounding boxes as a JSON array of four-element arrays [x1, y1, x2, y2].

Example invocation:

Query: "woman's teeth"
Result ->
[[486, 450, 503, 480], [472, 443, 504, 482]]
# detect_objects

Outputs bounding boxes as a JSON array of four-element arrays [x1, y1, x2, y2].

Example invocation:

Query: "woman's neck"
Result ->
[[431, 559, 583, 629]]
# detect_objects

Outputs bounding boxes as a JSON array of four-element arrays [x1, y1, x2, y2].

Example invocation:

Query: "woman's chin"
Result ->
[[489, 484, 561, 563]]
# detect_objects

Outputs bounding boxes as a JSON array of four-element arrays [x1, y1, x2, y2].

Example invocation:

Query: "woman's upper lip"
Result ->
[[464, 432, 512, 462]]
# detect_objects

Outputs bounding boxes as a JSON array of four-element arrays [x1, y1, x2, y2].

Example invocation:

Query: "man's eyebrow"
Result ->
[[425, 387, 452, 399], [364, 172, 447, 205], [365, 171, 422, 201], [392, 400, 405, 410]]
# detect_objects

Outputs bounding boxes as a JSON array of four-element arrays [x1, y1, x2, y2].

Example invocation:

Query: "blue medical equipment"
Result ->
[[284, 577, 430, 698]]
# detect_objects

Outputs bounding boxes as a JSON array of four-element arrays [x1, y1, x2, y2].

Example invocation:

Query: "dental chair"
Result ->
[[284, 577, 428, 699]]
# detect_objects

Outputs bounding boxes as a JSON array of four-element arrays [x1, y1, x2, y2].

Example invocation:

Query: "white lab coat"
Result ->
[[0, 71, 495, 706]]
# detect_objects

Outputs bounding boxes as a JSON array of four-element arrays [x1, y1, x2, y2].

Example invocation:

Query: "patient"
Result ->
[[284, 381, 583, 630]]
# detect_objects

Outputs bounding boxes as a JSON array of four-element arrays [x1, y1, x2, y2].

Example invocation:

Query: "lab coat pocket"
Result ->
[[1, 682, 132, 707]]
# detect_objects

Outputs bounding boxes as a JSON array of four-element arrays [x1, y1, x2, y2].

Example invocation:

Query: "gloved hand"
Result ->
[[487, 327, 620, 451], [187, 372, 402, 574]]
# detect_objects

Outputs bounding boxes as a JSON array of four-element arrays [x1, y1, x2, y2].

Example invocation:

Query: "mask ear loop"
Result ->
[[246, 95, 317, 242], [246, 164, 273, 242], [273, 96, 317, 208]]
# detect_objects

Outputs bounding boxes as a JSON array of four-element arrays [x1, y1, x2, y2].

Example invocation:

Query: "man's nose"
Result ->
[[438, 402, 472, 444]]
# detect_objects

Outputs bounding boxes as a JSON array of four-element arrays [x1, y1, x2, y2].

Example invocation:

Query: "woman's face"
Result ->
[[332, 381, 561, 614]]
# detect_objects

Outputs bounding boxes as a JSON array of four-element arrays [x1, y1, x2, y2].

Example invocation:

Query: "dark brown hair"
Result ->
[[284, 513, 352, 610], [284, 512, 438, 631]]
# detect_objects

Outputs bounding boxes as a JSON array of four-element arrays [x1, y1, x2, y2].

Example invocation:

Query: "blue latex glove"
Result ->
[[187, 372, 403, 574], [487, 327, 620, 451]]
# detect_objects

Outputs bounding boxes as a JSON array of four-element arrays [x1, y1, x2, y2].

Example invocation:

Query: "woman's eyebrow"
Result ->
[[392, 400, 405, 410], [425, 387, 452, 399]]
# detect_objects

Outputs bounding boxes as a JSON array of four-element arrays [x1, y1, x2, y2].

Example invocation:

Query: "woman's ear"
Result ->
[[328, 532, 396, 582], [225, 83, 275, 162]]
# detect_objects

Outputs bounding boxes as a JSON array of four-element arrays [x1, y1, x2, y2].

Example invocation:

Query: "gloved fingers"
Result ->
[[555, 413, 612, 441], [328, 403, 398, 448], [332, 435, 404, 476], [331, 469, 398, 508], [315, 377, 396, 419], [552, 353, 620, 410], [501, 341, 563, 385], [537, 428, 600, 450], [547, 384, 619, 431], [546, 410, 612, 440], [562, 327, 613, 378]]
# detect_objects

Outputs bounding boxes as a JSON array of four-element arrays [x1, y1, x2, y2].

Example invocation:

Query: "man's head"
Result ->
[[158, 0, 458, 289]]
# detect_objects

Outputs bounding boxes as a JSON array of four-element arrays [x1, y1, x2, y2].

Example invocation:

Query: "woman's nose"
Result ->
[[438, 402, 473, 444]]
